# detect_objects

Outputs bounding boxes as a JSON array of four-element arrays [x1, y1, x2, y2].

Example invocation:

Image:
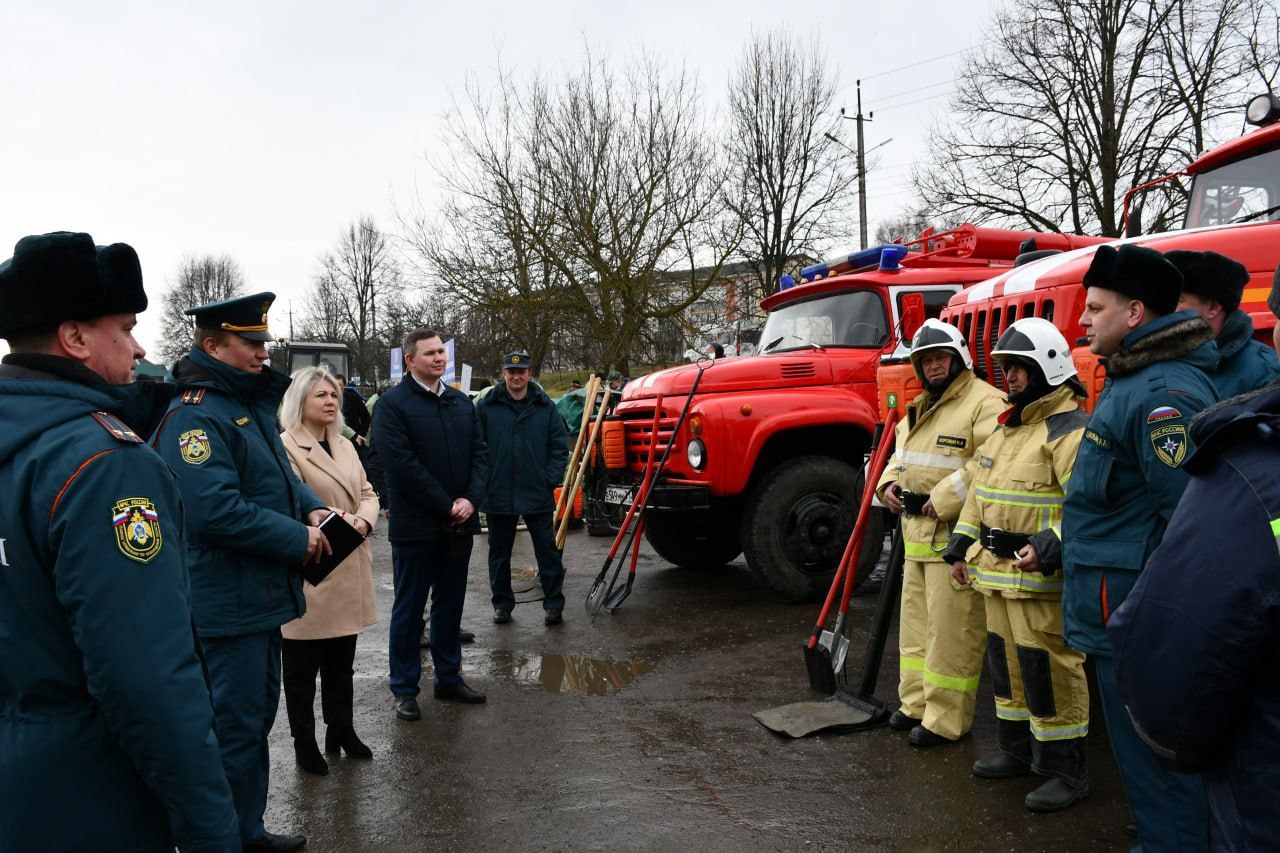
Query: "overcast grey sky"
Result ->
[[0, 1, 995, 356]]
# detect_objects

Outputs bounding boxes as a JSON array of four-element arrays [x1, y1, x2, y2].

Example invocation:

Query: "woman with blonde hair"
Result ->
[[278, 367, 379, 775]]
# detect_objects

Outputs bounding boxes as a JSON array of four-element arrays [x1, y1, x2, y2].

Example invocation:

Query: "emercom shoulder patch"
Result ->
[[936, 434, 967, 449], [1150, 424, 1188, 467], [179, 428, 212, 465], [112, 497, 163, 563]]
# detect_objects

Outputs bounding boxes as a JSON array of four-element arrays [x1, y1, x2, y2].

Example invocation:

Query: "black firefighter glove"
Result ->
[[1026, 529, 1063, 574], [942, 533, 975, 567]]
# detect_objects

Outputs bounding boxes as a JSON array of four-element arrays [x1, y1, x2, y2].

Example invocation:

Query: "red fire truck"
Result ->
[[920, 92, 1280, 414], [593, 226, 1104, 601]]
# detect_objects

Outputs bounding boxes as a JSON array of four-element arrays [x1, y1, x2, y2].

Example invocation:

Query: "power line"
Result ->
[[873, 90, 954, 113], [836, 43, 984, 92], [869, 78, 954, 103]]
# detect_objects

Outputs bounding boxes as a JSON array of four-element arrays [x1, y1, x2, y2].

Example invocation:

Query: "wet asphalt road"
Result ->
[[265, 524, 1130, 851]]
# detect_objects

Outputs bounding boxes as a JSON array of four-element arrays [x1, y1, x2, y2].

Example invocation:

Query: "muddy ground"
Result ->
[[265, 525, 1130, 851]]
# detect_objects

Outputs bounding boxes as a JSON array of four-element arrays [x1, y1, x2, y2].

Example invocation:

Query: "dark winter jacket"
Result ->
[[152, 348, 326, 638], [342, 385, 371, 437], [1062, 311, 1219, 655], [1108, 379, 1280, 852], [0, 355, 237, 850], [475, 380, 569, 516], [1209, 309, 1280, 399], [371, 375, 488, 541]]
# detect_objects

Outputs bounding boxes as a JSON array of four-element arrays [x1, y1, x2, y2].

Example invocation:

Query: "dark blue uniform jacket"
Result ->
[[371, 375, 487, 541], [0, 355, 237, 851], [1210, 309, 1280, 399], [152, 349, 325, 638], [1109, 379, 1280, 853], [475, 381, 568, 516], [1062, 311, 1219, 655]]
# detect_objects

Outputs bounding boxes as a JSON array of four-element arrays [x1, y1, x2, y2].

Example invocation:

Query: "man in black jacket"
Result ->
[[372, 328, 488, 721]]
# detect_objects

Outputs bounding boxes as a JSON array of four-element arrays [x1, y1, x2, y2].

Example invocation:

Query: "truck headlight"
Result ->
[[686, 438, 706, 470]]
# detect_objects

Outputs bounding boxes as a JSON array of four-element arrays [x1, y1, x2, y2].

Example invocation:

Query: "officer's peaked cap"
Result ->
[[186, 292, 277, 342], [0, 231, 146, 339], [503, 350, 533, 369], [1165, 249, 1250, 314], [1082, 244, 1182, 316]]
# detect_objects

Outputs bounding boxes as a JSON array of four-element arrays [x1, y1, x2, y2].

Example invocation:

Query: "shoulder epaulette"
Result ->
[[181, 388, 207, 405], [89, 411, 143, 444]]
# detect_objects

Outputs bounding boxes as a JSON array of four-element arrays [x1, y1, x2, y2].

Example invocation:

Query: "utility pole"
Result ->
[[287, 300, 295, 340], [855, 81, 869, 250]]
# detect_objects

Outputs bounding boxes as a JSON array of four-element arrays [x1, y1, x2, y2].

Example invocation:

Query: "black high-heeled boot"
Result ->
[[326, 725, 373, 759], [294, 736, 329, 775]]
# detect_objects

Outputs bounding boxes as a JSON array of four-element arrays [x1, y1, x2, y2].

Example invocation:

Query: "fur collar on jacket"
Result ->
[[1104, 316, 1213, 378]]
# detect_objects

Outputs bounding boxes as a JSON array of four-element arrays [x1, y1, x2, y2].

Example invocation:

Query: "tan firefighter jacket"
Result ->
[[875, 369, 1005, 563], [948, 383, 1088, 599]]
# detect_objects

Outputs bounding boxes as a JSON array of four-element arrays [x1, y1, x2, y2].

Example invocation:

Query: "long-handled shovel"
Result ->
[[586, 400, 663, 616], [556, 384, 612, 549], [555, 376, 601, 525], [803, 410, 899, 695]]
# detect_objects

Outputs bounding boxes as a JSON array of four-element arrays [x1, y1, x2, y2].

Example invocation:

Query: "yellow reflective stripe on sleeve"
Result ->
[[1050, 523, 1062, 539], [1271, 517, 1280, 536], [1030, 720, 1089, 741], [995, 705, 1030, 721], [899, 450, 966, 471], [955, 522, 980, 539], [924, 666, 981, 693], [1059, 468, 1073, 487], [900, 656, 925, 672]]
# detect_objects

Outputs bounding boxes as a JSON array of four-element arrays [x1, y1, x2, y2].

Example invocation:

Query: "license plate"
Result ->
[[604, 485, 634, 507]]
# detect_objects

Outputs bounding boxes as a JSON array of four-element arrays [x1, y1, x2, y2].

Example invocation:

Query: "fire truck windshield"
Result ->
[[759, 290, 888, 352], [1185, 144, 1280, 228]]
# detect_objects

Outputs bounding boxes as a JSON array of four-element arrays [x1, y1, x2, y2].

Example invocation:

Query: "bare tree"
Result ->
[[404, 50, 740, 376], [914, 0, 1259, 237], [726, 29, 855, 298], [157, 254, 245, 364], [302, 217, 400, 383]]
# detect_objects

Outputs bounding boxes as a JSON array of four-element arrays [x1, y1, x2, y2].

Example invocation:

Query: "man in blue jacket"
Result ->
[[1170, 249, 1280, 398], [1109, 377, 1280, 852], [372, 328, 489, 721], [1062, 244, 1218, 850], [153, 292, 331, 853], [476, 350, 570, 626], [0, 231, 238, 850]]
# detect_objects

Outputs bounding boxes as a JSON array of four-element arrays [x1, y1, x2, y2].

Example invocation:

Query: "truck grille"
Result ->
[[620, 407, 678, 472]]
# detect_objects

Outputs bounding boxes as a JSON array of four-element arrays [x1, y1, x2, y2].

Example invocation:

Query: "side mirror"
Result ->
[[900, 293, 925, 344], [1125, 202, 1143, 238]]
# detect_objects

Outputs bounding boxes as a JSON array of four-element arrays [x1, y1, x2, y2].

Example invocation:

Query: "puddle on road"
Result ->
[[480, 649, 653, 695]]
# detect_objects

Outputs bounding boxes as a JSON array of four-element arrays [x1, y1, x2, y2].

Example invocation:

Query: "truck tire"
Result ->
[[742, 456, 884, 602], [644, 509, 742, 569]]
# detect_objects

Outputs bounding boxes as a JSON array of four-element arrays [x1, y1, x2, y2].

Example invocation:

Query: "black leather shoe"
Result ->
[[494, 609, 512, 624], [888, 710, 921, 731], [325, 725, 373, 759], [394, 697, 421, 721], [973, 752, 1033, 779], [1025, 776, 1089, 812], [459, 628, 476, 644], [245, 832, 307, 852], [545, 608, 563, 626], [908, 725, 954, 748], [293, 738, 328, 776], [434, 682, 487, 704]]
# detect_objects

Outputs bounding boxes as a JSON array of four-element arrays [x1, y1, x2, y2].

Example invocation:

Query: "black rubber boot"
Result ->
[[888, 710, 921, 731], [1025, 776, 1089, 812], [973, 751, 1034, 779]]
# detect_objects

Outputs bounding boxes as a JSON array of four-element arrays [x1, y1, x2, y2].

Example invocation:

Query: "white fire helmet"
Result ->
[[991, 317, 1077, 386], [909, 318, 973, 371]]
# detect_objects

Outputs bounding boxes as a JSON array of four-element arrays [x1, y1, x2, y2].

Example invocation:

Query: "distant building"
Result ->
[[135, 359, 167, 382]]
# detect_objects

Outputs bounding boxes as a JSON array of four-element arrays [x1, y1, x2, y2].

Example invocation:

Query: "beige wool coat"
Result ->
[[280, 425, 380, 640]]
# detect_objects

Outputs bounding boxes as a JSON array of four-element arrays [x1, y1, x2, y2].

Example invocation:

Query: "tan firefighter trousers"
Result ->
[[897, 557, 988, 739]]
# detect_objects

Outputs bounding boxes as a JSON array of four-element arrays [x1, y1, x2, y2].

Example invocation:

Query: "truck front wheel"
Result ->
[[742, 456, 883, 602], [643, 509, 742, 569]]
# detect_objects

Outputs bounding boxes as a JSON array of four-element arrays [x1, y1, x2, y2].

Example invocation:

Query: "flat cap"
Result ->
[[0, 231, 146, 338]]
